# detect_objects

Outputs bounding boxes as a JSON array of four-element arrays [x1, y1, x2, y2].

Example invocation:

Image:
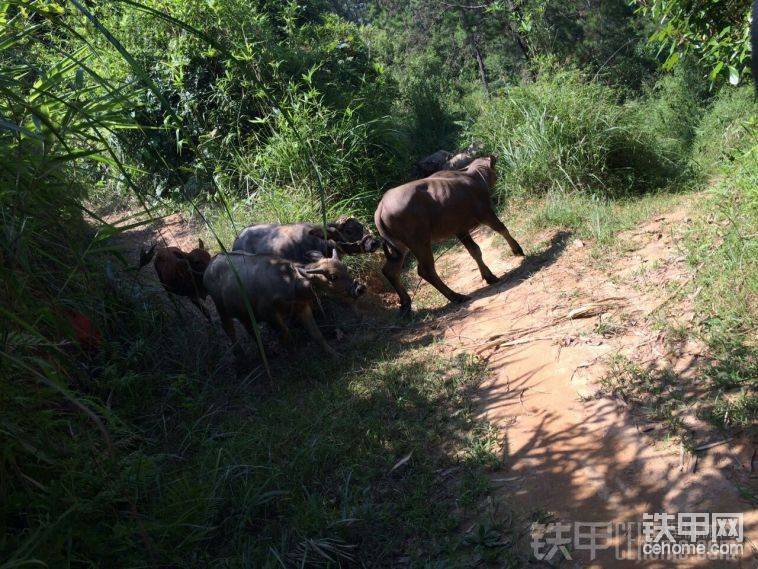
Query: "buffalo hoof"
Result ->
[[398, 304, 412, 317], [484, 274, 499, 285], [451, 293, 471, 304], [512, 244, 525, 257]]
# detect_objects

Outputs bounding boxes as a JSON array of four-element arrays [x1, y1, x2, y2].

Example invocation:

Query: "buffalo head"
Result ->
[[298, 249, 367, 299], [308, 217, 380, 255]]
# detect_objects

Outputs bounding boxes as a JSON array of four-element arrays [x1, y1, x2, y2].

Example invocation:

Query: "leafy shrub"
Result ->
[[91, 1, 405, 203], [634, 0, 753, 86]]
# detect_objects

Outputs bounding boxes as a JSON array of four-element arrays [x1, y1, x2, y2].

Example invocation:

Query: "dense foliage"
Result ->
[[635, 0, 753, 85], [1, 0, 755, 565]]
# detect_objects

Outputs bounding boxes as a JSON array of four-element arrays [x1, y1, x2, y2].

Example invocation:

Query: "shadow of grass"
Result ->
[[66, 270, 513, 566]]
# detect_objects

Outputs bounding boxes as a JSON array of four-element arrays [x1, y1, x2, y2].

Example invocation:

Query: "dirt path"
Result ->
[[101, 205, 755, 566], [418, 209, 756, 567]]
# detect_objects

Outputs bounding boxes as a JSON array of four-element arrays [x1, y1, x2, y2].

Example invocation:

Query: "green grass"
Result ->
[[4, 275, 515, 565], [599, 355, 692, 444], [683, 147, 757, 431], [473, 189, 688, 267], [134, 336, 506, 566], [467, 64, 695, 200]]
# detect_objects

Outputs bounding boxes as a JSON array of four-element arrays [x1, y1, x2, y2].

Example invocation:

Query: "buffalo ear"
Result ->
[[304, 250, 325, 263], [198, 239, 205, 251]]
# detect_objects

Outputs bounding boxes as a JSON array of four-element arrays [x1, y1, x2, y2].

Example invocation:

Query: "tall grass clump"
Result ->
[[683, 88, 756, 424], [239, 82, 398, 204], [686, 85, 756, 333], [0, 6, 161, 563], [625, 68, 704, 166], [691, 85, 757, 171], [467, 64, 684, 200]]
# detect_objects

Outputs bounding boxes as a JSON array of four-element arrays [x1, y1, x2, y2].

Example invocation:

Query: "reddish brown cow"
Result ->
[[374, 156, 524, 313], [140, 239, 212, 319]]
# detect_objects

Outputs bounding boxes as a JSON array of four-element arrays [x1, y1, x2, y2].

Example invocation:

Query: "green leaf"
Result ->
[[710, 61, 724, 80], [728, 66, 740, 86]]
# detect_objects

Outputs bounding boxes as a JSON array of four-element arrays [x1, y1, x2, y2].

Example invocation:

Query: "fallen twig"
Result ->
[[475, 335, 559, 354], [694, 439, 731, 452], [567, 297, 626, 320]]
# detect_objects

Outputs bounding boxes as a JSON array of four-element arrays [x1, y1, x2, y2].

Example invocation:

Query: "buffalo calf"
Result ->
[[232, 217, 379, 265], [203, 249, 366, 357], [141, 239, 212, 319]]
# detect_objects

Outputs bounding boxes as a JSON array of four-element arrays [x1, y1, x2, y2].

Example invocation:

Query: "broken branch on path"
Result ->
[[567, 297, 627, 319], [475, 335, 559, 354], [475, 297, 627, 354]]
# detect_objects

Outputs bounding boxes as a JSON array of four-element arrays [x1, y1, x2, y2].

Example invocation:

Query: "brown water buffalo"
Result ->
[[203, 249, 366, 357], [375, 155, 524, 313], [232, 216, 379, 264], [140, 239, 212, 319]]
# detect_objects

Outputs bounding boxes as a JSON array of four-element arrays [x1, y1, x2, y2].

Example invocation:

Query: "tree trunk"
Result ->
[[459, 9, 490, 96], [505, 0, 535, 79]]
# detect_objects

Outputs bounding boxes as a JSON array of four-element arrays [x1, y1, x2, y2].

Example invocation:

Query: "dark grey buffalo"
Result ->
[[410, 143, 482, 179], [232, 216, 379, 264], [203, 249, 366, 357], [375, 155, 524, 313]]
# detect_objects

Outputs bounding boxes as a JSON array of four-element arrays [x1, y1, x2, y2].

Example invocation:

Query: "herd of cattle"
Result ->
[[141, 151, 525, 357]]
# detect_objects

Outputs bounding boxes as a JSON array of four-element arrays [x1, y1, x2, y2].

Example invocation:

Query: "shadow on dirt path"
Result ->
[[420, 212, 757, 567]]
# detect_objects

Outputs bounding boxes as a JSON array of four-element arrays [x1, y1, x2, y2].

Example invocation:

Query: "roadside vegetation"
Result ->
[[1, 0, 755, 565]]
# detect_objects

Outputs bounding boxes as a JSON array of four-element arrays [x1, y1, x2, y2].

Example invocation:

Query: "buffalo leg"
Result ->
[[482, 212, 525, 256], [190, 297, 211, 321], [412, 241, 470, 304], [271, 311, 292, 344], [457, 232, 498, 284], [381, 248, 411, 312], [298, 304, 338, 358], [217, 306, 244, 358]]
